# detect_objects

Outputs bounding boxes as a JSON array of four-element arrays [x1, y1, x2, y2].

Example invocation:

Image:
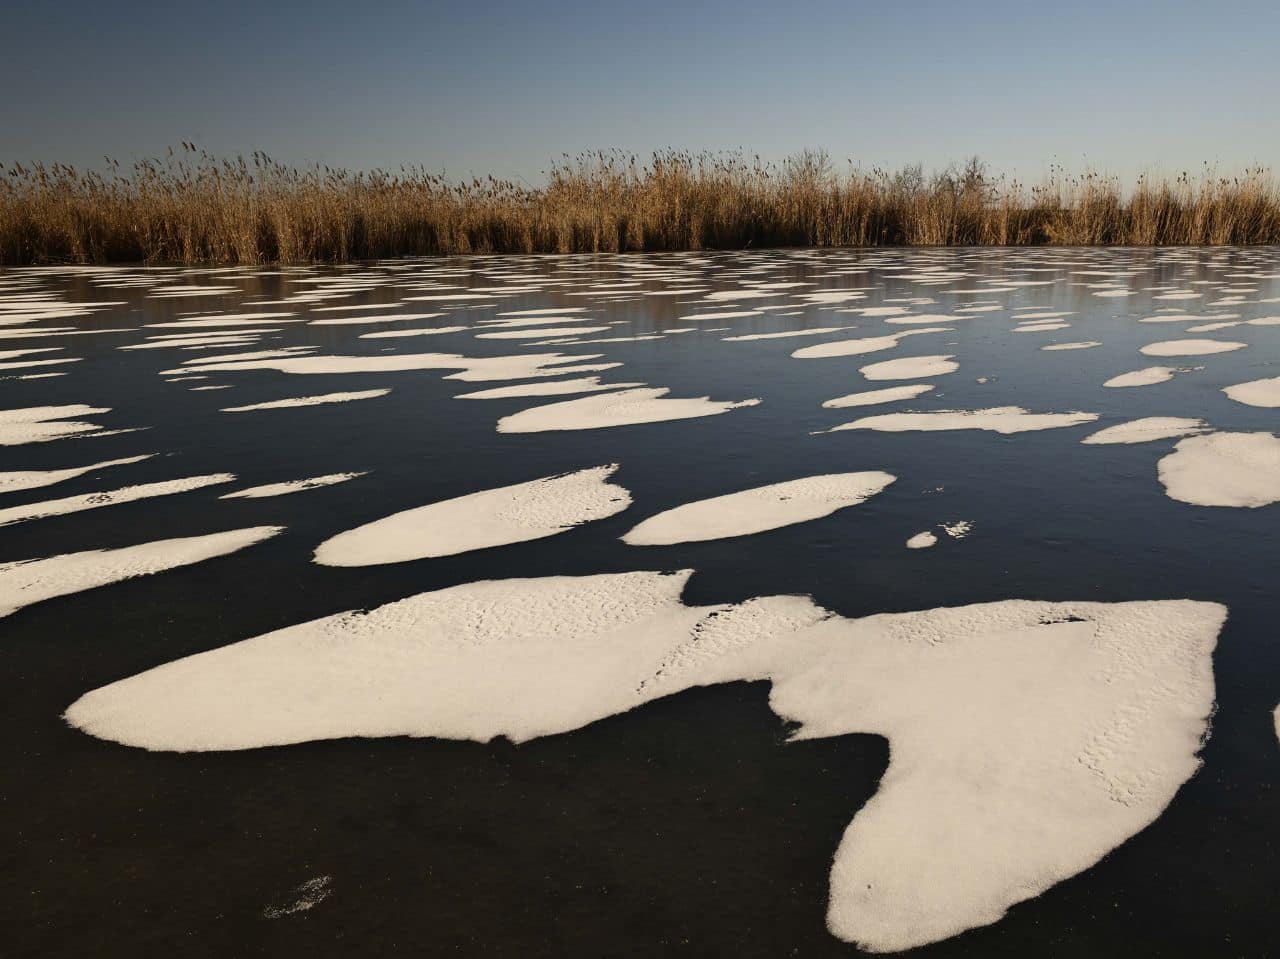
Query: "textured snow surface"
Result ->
[[66, 571, 1224, 953]]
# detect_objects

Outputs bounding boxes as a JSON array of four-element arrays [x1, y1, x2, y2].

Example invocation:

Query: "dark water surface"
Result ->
[[2, 249, 1277, 957]]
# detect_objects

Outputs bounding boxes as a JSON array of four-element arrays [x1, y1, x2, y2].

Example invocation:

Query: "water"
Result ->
[[2, 248, 1277, 957]]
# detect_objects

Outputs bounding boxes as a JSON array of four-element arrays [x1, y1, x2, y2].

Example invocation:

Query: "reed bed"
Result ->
[[3, 147, 1279, 264]]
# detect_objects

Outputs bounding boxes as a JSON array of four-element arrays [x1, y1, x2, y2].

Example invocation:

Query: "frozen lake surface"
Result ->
[[3, 248, 1278, 957]]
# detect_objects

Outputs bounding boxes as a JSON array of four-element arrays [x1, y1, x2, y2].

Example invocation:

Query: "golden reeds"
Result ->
[[2, 146, 1278, 264]]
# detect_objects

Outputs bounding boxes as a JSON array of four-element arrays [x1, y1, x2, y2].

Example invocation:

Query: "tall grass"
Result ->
[[2, 146, 1279, 264]]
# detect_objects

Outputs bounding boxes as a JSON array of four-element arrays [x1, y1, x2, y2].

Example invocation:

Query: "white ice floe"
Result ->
[[358, 326, 469, 339], [0, 454, 153, 495], [178, 351, 621, 383], [828, 407, 1097, 435], [308, 313, 443, 327], [1139, 339, 1247, 357], [1041, 342, 1101, 351], [496, 388, 760, 433], [476, 315, 601, 329], [64, 571, 1223, 954], [220, 472, 366, 499], [455, 377, 645, 400], [496, 307, 591, 317], [0, 405, 112, 446], [220, 390, 390, 413], [476, 326, 613, 339], [722, 326, 854, 342], [1139, 313, 1239, 324], [1157, 432, 1280, 508], [0, 526, 280, 618], [860, 355, 958, 381], [0, 474, 235, 528], [792, 328, 952, 360], [1222, 377, 1280, 408], [1081, 418, 1208, 446], [622, 472, 895, 545], [679, 310, 764, 321], [822, 385, 935, 409], [313, 465, 630, 566], [1012, 322, 1070, 333], [0, 357, 81, 371], [906, 531, 937, 549], [1103, 367, 1180, 388], [883, 314, 963, 325]]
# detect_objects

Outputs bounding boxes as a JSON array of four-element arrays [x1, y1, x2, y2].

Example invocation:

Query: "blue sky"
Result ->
[[3, 0, 1277, 184]]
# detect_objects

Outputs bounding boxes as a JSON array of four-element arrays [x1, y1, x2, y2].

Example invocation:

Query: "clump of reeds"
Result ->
[[2, 145, 1278, 264]]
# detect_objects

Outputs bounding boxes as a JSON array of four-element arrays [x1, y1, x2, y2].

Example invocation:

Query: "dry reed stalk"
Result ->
[[2, 147, 1278, 264]]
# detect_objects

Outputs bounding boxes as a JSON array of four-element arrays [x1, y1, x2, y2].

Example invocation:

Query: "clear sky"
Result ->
[[3, 0, 1277, 185]]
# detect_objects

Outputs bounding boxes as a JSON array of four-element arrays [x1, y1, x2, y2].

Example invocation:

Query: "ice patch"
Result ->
[[860, 355, 958, 381], [176, 351, 621, 383], [358, 327, 469, 339], [0, 474, 236, 528], [0, 454, 153, 495], [1012, 322, 1070, 333], [0, 405, 112, 446], [828, 407, 1097, 435], [314, 465, 630, 566], [622, 472, 895, 545], [0, 526, 280, 618], [792, 328, 952, 360], [1222, 377, 1280, 408], [722, 327, 854, 342], [455, 377, 644, 400], [906, 531, 937, 549], [221, 390, 389, 412], [1103, 367, 1180, 388], [822, 385, 935, 409], [220, 473, 366, 499], [1139, 339, 1247, 357], [1042, 342, 1101, 351], [476, 326, 612, 339], [496, 388, 760, 433], [1082, 418, 1208, 445], [1157, 432, 1280, 508], [64, 573, 1223, 953]]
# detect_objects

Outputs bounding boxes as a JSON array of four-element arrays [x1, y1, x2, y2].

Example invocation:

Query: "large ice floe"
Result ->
[[314, 465, 630, 565], [622, 472, 895, 545], [1139, 339, 1247, 357], [1157, 432, 1280, 507], [1222, 376, 1280, 408], [65, 570, 1224, 954]]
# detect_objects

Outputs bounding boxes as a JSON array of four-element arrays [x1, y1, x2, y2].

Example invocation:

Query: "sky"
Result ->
[[3, 0, 1278, 185]]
